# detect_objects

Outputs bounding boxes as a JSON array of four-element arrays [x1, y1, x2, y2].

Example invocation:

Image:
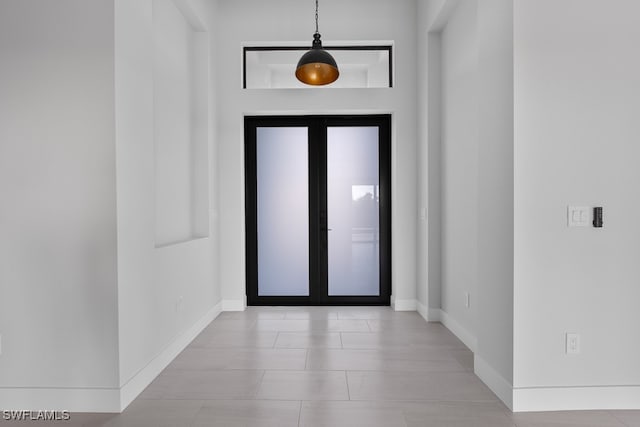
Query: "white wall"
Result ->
[[215, 0, 419, 309], [114, 0, 219, 402], [419, 0, 514, 407], [424, 33, 442, 313], [416, 0, 430, 313], [424, 0, 640, 412], [0, 0, 120, 401], [475, 0, 514, 405], [440, 0, 478, 336], [513, 0, 640, 410], [417, 0, 458, 317], [0, 0, 220, 411], [0, 0, 118, 408]]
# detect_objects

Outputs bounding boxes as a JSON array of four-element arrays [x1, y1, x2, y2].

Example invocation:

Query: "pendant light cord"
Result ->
[[315, 0, 319, 34]]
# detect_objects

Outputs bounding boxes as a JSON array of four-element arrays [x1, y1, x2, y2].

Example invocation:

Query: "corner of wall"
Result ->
[[222, 296, 247, 312], [474, 355, 513, 410], [391, 295, 417, 311]]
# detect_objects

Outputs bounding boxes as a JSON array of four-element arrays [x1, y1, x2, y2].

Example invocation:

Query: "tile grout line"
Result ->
[[297, 400, 303, 427], [339, 332, 344, 349], [273, 331, 280, 349], [608, 410, 632, 427], [344, 370, 351, 401], [252, 369, 268, 399]]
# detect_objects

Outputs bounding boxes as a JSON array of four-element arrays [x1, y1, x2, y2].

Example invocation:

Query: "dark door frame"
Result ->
[[244, 114, 391, 306]]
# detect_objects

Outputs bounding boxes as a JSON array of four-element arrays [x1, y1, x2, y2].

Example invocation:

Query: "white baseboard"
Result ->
[[438, 309, 477, 353], [513, 385, 640, 412], [119, 301, 222, 411], [222, 298, 246, 312], [0, 387, 120, 413], [416, 302, 442, 322], [391, 297, 417, 311], [416, 300, 429, 320], [474, 355, 513, 410]]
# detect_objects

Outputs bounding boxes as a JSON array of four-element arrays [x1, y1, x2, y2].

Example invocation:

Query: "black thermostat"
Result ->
[[593, 207, 603, 228]]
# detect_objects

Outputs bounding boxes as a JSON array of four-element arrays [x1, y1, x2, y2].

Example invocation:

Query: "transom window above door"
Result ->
[[243, 44, 393, 89]]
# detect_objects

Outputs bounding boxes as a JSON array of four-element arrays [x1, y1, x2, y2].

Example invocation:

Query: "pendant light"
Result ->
[[295, 0, 339, 86]]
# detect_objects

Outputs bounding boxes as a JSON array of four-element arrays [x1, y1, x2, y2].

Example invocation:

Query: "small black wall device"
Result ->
[[593, 207, 603, 228]]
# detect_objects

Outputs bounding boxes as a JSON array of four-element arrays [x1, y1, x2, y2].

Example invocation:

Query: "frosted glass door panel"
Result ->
[[327, 127, 380, 296], [257, 127, 309, 296]]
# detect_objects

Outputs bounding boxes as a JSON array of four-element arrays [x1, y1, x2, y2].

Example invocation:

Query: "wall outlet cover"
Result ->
[[566, 333, 580, 354], [567, 206, 590, 227]]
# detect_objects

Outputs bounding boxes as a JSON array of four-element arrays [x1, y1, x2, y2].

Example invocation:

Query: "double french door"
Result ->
[[245, 115, 391, 305]]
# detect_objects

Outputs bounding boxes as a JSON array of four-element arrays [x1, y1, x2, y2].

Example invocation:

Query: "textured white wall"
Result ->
[[514, 0, 640, 391], [0, 0, 119, 391], [215, 0, 419, 308]]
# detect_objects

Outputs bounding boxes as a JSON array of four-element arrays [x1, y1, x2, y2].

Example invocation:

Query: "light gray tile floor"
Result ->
[[6, 307, 638, 426]]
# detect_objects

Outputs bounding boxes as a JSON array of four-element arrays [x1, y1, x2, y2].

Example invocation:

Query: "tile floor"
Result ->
[[3, 306, 640, 426]]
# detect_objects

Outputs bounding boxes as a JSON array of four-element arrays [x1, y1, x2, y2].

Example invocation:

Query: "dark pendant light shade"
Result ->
[[296, 1, 339, 86]]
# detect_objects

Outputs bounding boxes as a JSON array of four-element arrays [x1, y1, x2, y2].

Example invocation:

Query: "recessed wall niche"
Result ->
[[153, 0, 209, 247]]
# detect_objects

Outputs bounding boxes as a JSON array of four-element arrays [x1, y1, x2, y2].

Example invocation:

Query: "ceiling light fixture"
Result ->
[[295, 0, 339, 86]]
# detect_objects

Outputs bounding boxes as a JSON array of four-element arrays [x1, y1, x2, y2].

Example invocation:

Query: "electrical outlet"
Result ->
[[566, 333, 580, 354], [464, 292, 470, 308], [419, 207, 427, 220]]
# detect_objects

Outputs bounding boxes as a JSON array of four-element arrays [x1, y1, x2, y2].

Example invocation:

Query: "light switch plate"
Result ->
[[567, 206, 590, 227], [566, 333, 580, 354]]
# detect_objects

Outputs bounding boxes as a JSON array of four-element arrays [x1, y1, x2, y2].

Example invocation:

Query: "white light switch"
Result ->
[[567, 206, 590, 227]]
